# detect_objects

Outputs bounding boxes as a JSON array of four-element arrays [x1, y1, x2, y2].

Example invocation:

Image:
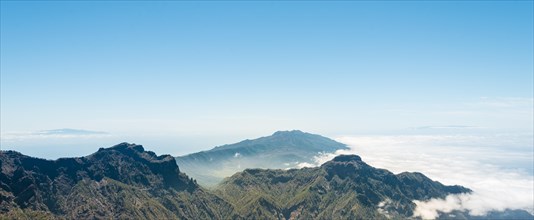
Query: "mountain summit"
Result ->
[[176, 130, 348, 187]]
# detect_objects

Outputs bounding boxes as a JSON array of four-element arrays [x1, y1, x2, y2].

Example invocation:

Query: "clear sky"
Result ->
[[1, 1, 533, 157]]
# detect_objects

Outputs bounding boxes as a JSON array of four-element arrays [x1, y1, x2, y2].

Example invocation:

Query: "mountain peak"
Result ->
[[331, 154, 362, 162], [106, 142, 145, 152], [272, 130, 305, 136], [96, 142, 165, 161]]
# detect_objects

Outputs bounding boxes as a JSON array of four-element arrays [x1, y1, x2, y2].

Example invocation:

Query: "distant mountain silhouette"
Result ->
[[176, 130, 348, 186]]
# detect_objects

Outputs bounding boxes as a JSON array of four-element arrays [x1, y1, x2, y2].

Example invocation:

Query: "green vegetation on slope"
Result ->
[[176, 130, 349, 187], [2, 139, 531, 220], [216, 155, 470, 219], [0, 143, 237, 219]]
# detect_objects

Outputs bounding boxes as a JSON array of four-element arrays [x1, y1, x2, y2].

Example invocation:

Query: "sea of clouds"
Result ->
[[299, 134, 533, 219]]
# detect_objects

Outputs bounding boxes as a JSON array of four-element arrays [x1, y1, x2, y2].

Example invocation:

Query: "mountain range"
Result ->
[[0, 143, 237, 219], [1, 131, 532, 219], [176, 130, 348, 186]]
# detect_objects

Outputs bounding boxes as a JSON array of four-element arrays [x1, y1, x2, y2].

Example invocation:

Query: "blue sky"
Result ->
[[1, 1, 533, 157]]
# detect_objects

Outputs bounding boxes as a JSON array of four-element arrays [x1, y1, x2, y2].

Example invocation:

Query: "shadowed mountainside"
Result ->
[[0, 143, 237, 219]]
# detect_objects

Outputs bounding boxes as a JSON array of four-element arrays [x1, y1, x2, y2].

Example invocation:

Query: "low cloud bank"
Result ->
[[1, 128, 110, 141], [301, 134, 533, 219]]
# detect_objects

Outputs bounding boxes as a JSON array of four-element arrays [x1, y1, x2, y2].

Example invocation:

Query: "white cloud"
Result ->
[[300, 134, 534, 219], [413, 194, 466, 219], [295, 162, 315, 169], [413, 125, 482, 130]]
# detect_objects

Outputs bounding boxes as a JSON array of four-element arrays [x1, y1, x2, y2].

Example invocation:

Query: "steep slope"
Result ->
[[216, 154, 471, 219], [176, 130, 348, 187], [0, 143, 238, 219], [3, 140, 530, 219]]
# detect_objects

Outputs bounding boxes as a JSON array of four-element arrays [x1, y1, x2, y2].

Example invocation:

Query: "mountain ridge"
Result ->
[[215, 153, 471, 219], [0, 143, 237, 219], [176, 130, 349, 186], [1, 131, 532, 219]]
